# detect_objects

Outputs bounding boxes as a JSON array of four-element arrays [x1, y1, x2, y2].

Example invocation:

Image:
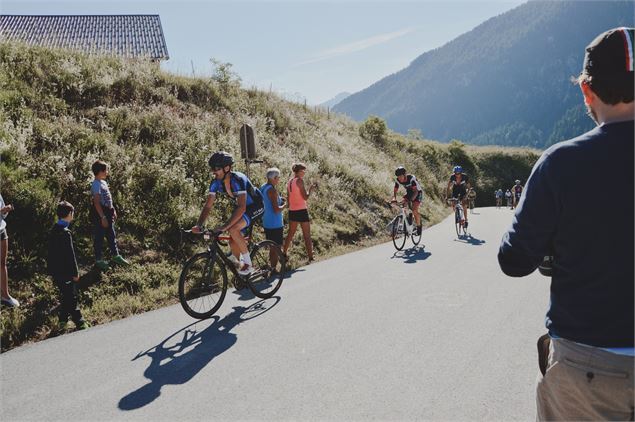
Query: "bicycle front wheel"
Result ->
[[454, 209, 461, 237], [247, 240, 286, 298], [392, 215, 406, 250], [411, 223, 422, 246], [179, 252, 228, 319]]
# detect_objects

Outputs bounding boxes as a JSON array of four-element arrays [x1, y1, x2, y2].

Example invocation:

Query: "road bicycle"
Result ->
[[389, 200, 422, 250], [447, 197, 468, 238], [179, 226, 286, 319]]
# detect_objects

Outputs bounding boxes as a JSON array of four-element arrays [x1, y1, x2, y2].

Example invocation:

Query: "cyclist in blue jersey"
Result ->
[[191, 152, 264, 275], [446, 165, 471, 228]]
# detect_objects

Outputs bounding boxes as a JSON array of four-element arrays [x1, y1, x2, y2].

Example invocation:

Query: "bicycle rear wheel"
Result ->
[[247, 240, 286, 299], [392, 215, 406, 251], [179, 252, 228, 319]]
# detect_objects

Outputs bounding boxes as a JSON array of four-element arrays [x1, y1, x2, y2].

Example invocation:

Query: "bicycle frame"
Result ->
[[391, 201, 415, 235]]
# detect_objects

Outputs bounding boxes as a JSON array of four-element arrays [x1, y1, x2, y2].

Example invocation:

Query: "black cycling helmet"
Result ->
[[208, 151, 234, 169], [395, 166, 406, 177]]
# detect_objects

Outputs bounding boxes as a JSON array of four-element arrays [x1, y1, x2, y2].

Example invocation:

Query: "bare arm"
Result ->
[[195, 194, 215, 228], [268, 188, 284, 213], [93, 195, 105, 218], [297, 178, 311, 200]]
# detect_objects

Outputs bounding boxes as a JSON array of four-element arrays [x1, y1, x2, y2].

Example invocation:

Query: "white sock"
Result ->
[[241, 253, 252, 266]]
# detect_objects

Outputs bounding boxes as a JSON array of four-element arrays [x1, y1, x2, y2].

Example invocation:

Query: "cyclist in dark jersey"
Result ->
[[446, 165, 471, 228], [511, 180, 524, 209], [192, 151, 264, 275], [393, 166, 423, 235]]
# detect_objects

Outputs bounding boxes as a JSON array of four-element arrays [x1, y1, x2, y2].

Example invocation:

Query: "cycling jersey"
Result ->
[[513, 184, 523, 197], [209, 171, 264, 228], [449, 173, 469, 199], [209, 171, 262, 205], [394, 175, 423, 202]]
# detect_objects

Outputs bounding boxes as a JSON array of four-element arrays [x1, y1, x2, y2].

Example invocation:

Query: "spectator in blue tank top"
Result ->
[[260, 168, 286, 267]]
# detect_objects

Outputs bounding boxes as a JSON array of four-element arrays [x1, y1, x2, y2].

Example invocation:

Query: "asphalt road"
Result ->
[[1, 207, 549, 421]]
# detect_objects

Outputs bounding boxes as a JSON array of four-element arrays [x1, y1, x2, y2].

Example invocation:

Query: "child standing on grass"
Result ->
[[90, 160, 129, 271], [47, 201, 90, 330]]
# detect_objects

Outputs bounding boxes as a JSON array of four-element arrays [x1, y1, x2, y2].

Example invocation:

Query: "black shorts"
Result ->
[[264, 227, 284, 246], [0, 228, 7, 241], [289, 209, 310, 223]]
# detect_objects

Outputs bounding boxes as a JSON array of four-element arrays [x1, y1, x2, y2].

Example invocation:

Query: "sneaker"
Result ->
[[95, 260, 110, 271], [416, 226, 422, 236], [1, 296, 20, 308], [237, 262, 254, 276], [227, 254, 240, 268], [112, 255, 130, 266], [76, 321, 91, 330]]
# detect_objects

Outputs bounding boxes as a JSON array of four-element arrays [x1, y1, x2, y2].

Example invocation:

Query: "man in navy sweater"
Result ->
[[498, 28, 634, 420]]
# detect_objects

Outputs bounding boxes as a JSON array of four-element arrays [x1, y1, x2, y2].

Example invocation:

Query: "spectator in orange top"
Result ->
[[282, 163, 317, 263]]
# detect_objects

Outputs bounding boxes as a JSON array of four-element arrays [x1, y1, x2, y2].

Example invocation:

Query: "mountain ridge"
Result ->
[[334, 1, 634, 148]]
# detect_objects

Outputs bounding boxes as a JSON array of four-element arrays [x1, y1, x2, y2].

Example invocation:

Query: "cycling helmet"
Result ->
[[208, 151, 234, 169], [453, 165, 463, 173], [515, 179, 520, 184], [395, 166, 406, 177]]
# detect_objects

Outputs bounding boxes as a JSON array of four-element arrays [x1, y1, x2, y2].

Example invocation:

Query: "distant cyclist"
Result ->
[[446, 165, 470, 228], [392, 166, 423, 235], [505, 189, 512, 208], [511, 179, 524, 209], [495, 188, 503, 209], [467, 187, 477, 211], [191, 151, 264, 275]]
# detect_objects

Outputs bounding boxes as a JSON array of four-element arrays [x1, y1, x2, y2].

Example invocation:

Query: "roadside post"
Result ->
[[239, 124, 263, 178]]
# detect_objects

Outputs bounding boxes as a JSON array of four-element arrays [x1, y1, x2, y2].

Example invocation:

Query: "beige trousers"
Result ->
[[536, 337, 634, 421]]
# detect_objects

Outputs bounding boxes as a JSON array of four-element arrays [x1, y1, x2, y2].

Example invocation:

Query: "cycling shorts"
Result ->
[[404, 191, 423, 205], [241, 203, 264, 234]]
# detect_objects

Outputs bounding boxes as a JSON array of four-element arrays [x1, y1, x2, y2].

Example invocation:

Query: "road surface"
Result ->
[[1, 207, 549, 421]]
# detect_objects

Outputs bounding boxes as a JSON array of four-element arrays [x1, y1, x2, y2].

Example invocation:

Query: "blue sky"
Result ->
[[2, 0, 524, 104]]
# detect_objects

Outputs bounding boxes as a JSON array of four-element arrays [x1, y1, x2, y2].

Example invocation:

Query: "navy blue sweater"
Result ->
[[498, 120, 634, 348]]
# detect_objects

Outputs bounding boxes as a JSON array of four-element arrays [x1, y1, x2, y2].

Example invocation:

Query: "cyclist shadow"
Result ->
[[118, 297, 280, 411], [391, 247, 432, 263], [454, 235, 486, 246]]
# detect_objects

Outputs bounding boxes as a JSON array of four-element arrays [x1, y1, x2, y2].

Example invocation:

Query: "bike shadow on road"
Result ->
[[118, 296, 281, 411], [391, 247, 432, 263]]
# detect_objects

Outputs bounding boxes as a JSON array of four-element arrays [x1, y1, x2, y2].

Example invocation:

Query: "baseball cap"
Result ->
[[581, 27, 634, 79]]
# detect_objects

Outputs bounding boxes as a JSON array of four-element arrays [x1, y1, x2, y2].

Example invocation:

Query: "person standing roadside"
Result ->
[[0, 193, 19, 307], [47, 201, 90, 330], [282, 163, 316, 263], [260, 168, 286, 266], [90, 160, 129, 271], [498, 28, 634, 421]]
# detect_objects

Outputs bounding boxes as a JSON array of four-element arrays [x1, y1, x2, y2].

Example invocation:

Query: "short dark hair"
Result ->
[[577, 74, 634, 105], [292, 163, 307, 173], [56, 201, 75, 219], [92, 160, 108, 176]]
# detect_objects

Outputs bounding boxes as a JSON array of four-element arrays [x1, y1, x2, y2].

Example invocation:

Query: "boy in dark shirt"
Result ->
[[47, 201, 90, 331]]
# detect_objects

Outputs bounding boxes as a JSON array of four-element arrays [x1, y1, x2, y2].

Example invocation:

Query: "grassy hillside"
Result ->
[[0, 42, 539, 351]]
